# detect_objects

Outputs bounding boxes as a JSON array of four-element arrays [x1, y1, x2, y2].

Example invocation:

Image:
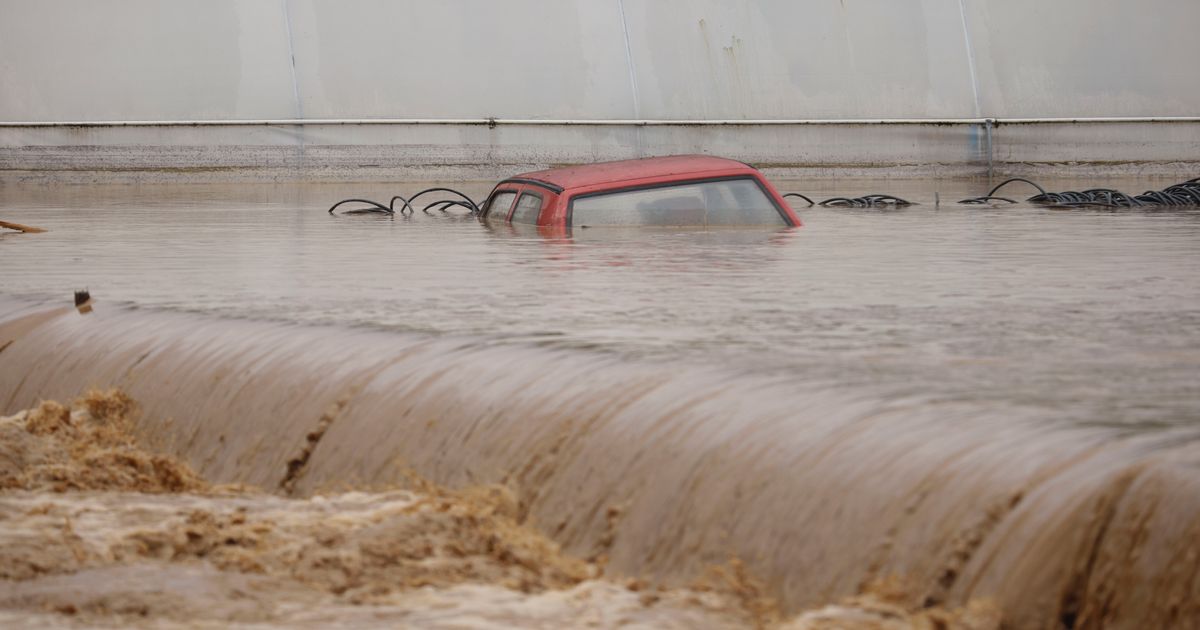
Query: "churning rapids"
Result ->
[[2, 180, 1200, 628]]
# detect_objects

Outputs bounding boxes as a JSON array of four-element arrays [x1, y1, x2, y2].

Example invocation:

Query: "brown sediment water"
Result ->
[[2, 180, 1200, 627], [0, 391, 999, 629], [1, 300, 1198, 629], [0, 389, 206, 494]]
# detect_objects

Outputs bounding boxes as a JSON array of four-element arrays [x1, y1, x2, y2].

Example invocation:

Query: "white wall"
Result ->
[[1, 0, 1197, 180], [3, 0, 1198, 122], [968, 0, 1200, 118], [0, 1, 295, 121]]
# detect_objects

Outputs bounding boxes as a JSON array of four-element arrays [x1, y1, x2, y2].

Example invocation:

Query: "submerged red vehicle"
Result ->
[[482, 155, 802, 228]]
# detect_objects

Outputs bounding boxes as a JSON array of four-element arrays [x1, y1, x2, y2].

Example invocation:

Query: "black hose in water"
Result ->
[[819, 194, 914, 208], [959, 177, 1200, 208], [783, 192, 915, 209], [327, 197, 405, 216], [782, 193, 815, 207], [405, 188, 481, 215], [328, 188, 481, 217], [327, 195, 414, 216]]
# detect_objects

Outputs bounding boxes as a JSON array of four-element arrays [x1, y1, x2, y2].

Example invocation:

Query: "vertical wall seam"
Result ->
[[281, 0, 304, 120], [616, 0, 641, 120], [956, 0, 985, 174], [956, 0, 982, 118]]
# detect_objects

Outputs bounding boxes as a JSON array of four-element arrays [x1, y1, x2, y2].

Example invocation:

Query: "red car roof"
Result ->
[[511, 155, 758, 191]]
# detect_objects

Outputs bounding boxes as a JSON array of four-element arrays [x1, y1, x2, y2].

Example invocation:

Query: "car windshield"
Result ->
[[570, 178, 786, 227]]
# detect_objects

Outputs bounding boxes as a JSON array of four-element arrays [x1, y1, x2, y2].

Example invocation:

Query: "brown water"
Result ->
[[2, 179, 1200, 628], [0, 391, 997, 629]]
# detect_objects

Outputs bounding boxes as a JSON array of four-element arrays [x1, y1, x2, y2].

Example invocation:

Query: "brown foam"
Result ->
[[0, 390, 207, 494], [0, 392, 998, 629]]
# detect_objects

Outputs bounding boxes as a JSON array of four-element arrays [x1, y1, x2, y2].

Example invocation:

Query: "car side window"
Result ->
[[510, 193, 543, 224], [485, 191, 517, 220], [570, 178, 785, 226]]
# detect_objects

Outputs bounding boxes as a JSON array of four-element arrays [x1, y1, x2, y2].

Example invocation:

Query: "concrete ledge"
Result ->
[[2, 119, 1198, 183]]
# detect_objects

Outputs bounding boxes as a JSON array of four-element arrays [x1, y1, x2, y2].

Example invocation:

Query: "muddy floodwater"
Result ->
[[2, 178, 1200, 628]]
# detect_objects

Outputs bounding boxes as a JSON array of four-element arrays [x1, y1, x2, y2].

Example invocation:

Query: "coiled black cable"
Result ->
[[819, 194, 913, 208], [960, 177, 1200, 208], [958, 178, 1046, 204], [405, 188, 481, 215], [782, 192, 815, 207], [327, 196, 409, 215], [783, 192, 915, 208], [329, 187, 481, 216]]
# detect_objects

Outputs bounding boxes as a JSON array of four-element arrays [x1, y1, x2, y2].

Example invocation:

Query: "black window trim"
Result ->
[[565, 175, 794, 228], [484, 189, 519, 221], [510, 191, 545, 225], [499, 178, 564, 194]]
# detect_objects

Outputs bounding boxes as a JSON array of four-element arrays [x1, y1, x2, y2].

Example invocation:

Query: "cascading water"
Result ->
[[3, 179, 1199, 628], [3, 297, 1198, 628]]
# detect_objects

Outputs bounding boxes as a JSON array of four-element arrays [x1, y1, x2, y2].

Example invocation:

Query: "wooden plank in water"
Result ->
[[0, 220, 47, 233]]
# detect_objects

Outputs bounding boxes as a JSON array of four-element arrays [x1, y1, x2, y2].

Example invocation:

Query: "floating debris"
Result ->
[[74, 289, 93, 314], [0, 219, 47, 233]]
